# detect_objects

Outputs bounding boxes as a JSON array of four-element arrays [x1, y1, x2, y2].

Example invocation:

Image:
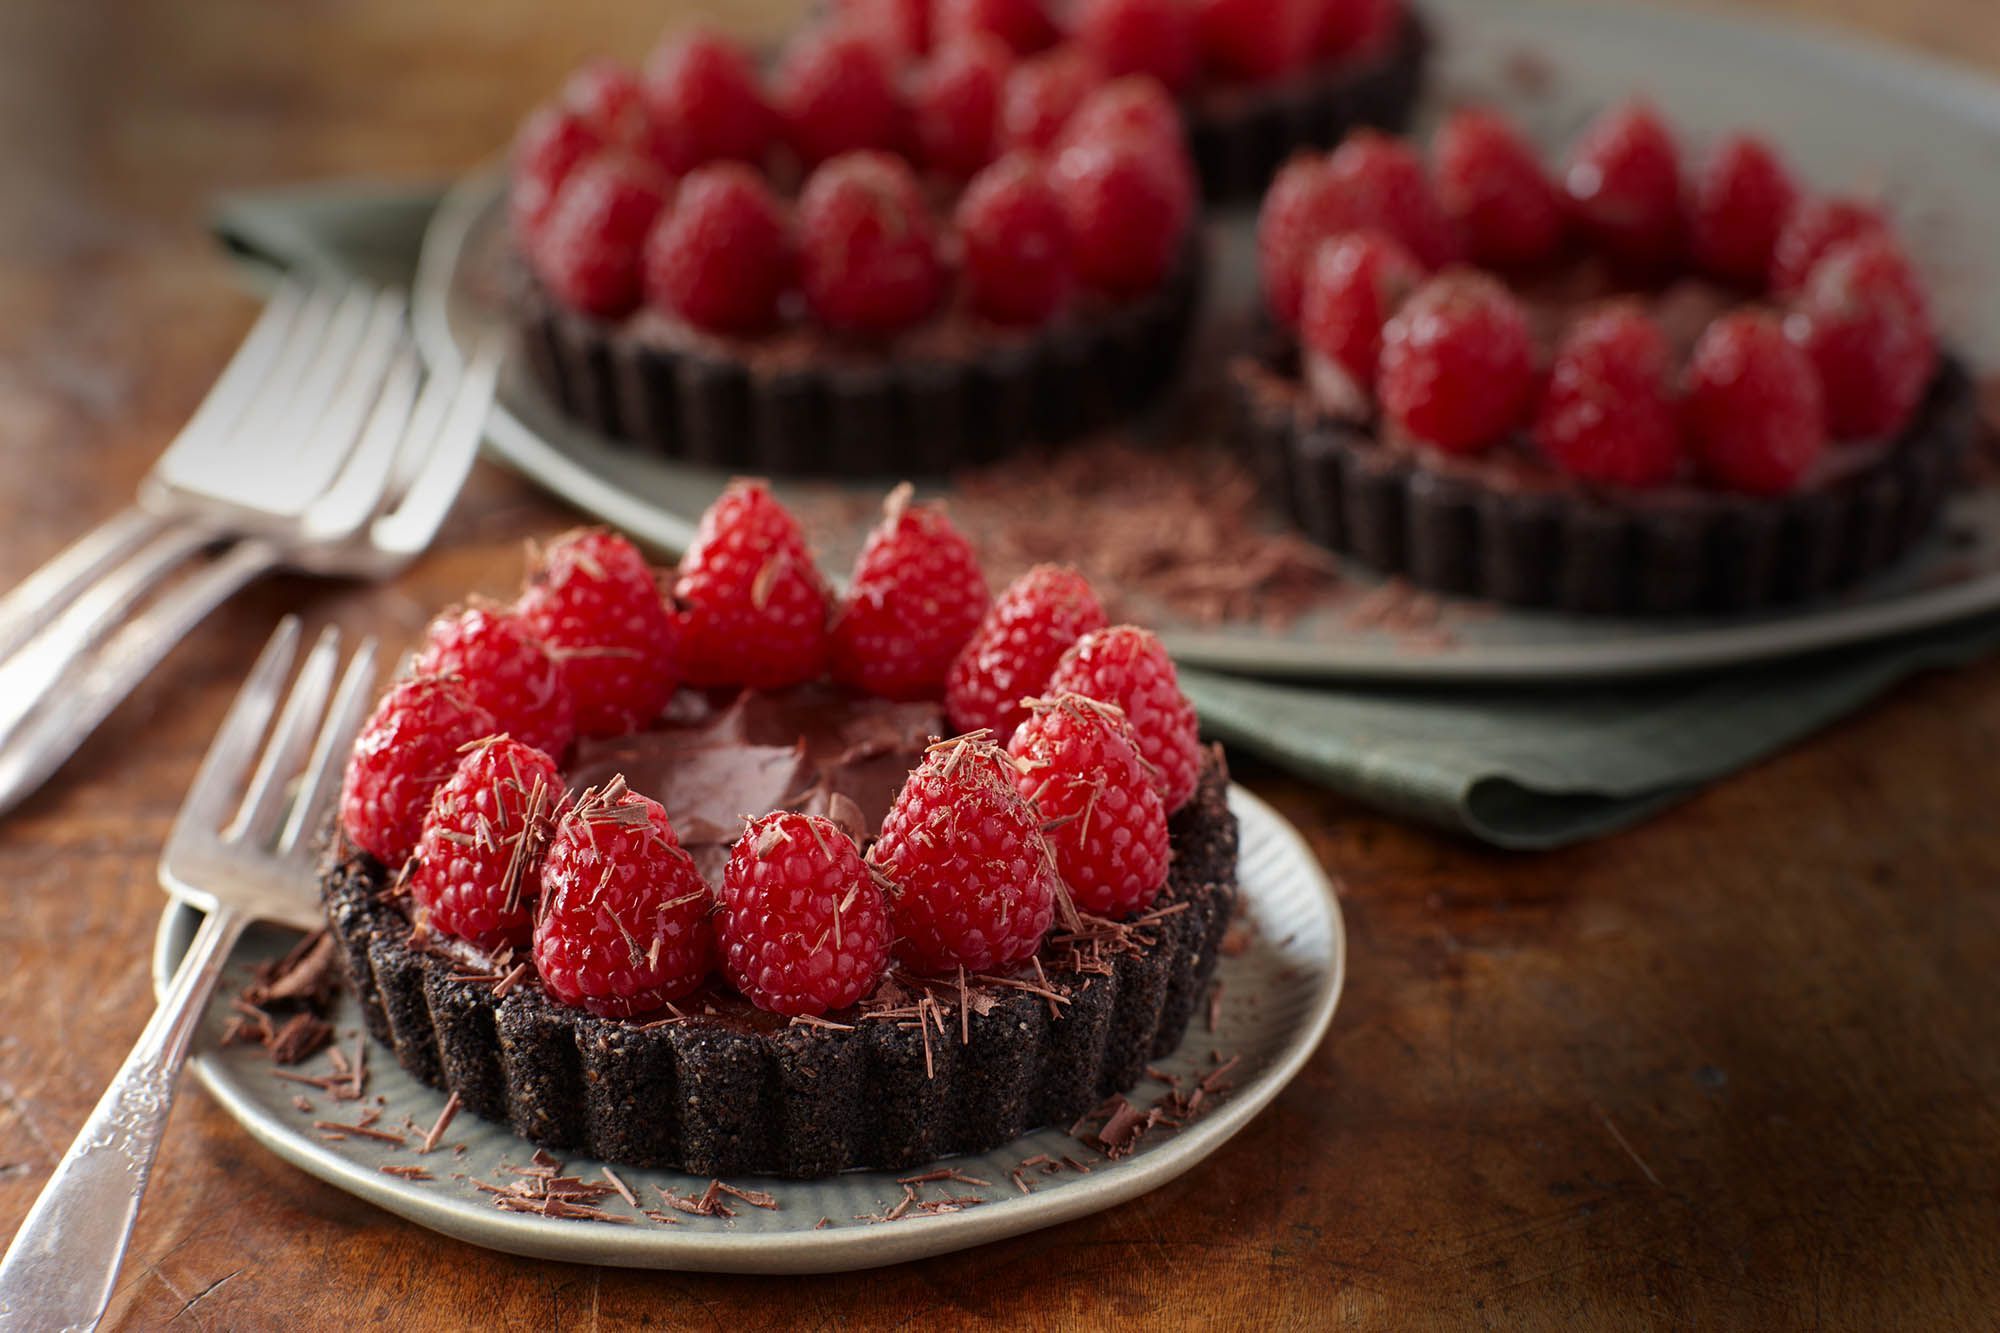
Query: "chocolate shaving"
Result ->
[[600, 1166, 639, 1208], [312, 1120, 405, 1145], [419, 1090, 461, 1155], [380, 1164, 434, 1181]]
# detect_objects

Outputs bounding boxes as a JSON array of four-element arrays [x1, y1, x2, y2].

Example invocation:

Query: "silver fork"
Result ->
[[0, 321, 499, 818], [0, 619, 379, 1332]]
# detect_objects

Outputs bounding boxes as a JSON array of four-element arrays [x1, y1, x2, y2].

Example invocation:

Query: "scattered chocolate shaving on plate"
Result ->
[[380, 1164, 434, 1181]]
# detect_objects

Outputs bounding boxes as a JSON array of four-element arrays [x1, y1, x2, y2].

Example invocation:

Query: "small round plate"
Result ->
[[153, 787, 1342, 1273], [412, 0, 2000, 684]]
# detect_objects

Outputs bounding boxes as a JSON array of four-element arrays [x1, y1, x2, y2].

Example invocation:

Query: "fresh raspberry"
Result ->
[[642, 163, 793, 335], [1561, 99, 1683, 272], [935, 0, 1060, 56], [1055, 76, 1185, 163], [955, 152, 1075, 326], [1000, 47, 1105, 152], [640, 29, 773, 173], [797, 151, 945, 334], [1315, 0, 1402, 61], [339, 677, 498, 868], [774, 24, 907, 167], [414, 606, 576, 760], [532, 153, 669, 318], [516, 528, 680, 737], [1532, 305, 1682, 488], [561, 60, 649, 144], [1687, 133, 1798, 288], [1768, 195, 1890, 296], [672, 481, 832, 689], [1008, 694, 1169, 918], [1051, 130, 1194, 297], [719, 812, 891, 1016], [1257, 154, 1345, 326], [535, 780, 714, 1018], [830, 486, 990, 701], [1046, 625, 1201, 813], [837, 0, 932, 60], [946, 564, 1108, 741], [1377, 271, 1537, 454], [1434, 107, 1564, 270], [871, 735, 1060, 974], [409, 737, 564, 950], [1298, 229, 1423, 401], [912, 35, 1013, 179], [1684, 310, 1826, 495], [508, 104, 607, 244], [1788, 235, 1936, 440], [1075, 0, 1198, 93], [1325, 130, 1461, 269], [1194, 0, 1316, 82]]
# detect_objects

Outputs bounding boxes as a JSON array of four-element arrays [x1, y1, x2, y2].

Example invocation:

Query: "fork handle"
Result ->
[[0, 507, 176, 663], [0, 905, 247, 1330], [0, 540, 280, 819]]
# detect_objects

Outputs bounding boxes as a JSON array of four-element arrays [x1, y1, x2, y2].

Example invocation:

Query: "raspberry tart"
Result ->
[[506, 25, 1206, 475], [1234, 105, 1979, 615], [322, 487, 1239, 1177]]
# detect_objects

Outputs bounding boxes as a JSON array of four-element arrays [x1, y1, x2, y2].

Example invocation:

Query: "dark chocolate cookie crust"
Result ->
[[511, 234, 1205, 478], [1234, 351, 1978, 616], [1187, 7, 1431, 202], [322, 751, 1240, 1179]]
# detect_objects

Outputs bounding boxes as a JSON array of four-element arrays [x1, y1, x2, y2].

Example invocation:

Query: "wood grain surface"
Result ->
[[2, 1, 1998, 1327]]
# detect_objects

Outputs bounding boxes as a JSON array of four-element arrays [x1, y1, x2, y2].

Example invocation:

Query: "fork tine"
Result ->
[[159, 278, 310, 468], [224, 624, 342, 848], [301, 339, 422, 542], [169, 617, 301, 848], [370, 337, 503, 555], [279, 636, 378, 859]]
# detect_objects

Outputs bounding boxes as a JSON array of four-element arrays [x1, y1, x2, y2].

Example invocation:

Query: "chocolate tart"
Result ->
[[321, 688, 1240, 1178], [1234, 348, 1978, 616], [1186, 7, 1431, 202], [510, 233, 1205, 477]]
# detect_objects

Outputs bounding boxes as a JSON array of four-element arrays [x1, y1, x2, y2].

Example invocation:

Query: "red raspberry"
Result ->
[[1056, 76, 1184, 163], [673, 481, 832, 689], [1325, 130, 1461, 269], [1684, 310, 1826, 495], [1051, 131, 1194, 297], [1046, 625, 1201, 813], [837, 0, 931, 60], [532, 153, 669, 318], [872, 735, 1060, 975], [1299, 229, 1423, 399], [774, 24, 907, 167], [719, 812, 891, 1015], [509, 104, 607, 244], [640, 29, 773, 173], [1008, 694, 1169, 918], [1315, 0, 1402, 60], [561, 60, 648, 144], [1788, 235, 1936, 440], [1769, 195, 1890, 296], [912, 35, 1013, 179], [642, 163, 793, 335], [831, 485, 991, 700], [414, 606, 576, 760], [1000, 47, 1105, 153], [1532, 305, 1682, 488], [339, 677, 498, 867], [946, 564, 1108, 741], [1434, 107, 1563, 270], [935, 0, 1060, 56], [797, 152, 945, 335], [1687, 133, 1798, 288], [1377, 271, 1537, 455], [516, 528, 680, 737], [1194, 0, 1316, 82], [535, 780, 714, 1018], [1562, 100, 1682, 272], [410, 737, 564, 950], [1257, 154, 1345, 326], [955, 152, 1075, 326], [1075, 0, 1198, 93]]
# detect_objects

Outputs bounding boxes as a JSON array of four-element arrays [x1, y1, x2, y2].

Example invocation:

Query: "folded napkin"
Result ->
[[213, 182, 2000, 850]]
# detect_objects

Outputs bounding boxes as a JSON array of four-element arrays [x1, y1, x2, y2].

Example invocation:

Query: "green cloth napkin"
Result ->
[[213, 181, 2000, 851]]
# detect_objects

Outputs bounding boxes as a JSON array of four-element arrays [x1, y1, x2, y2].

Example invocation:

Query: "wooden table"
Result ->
[[2, 1, 1997, 1326]]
